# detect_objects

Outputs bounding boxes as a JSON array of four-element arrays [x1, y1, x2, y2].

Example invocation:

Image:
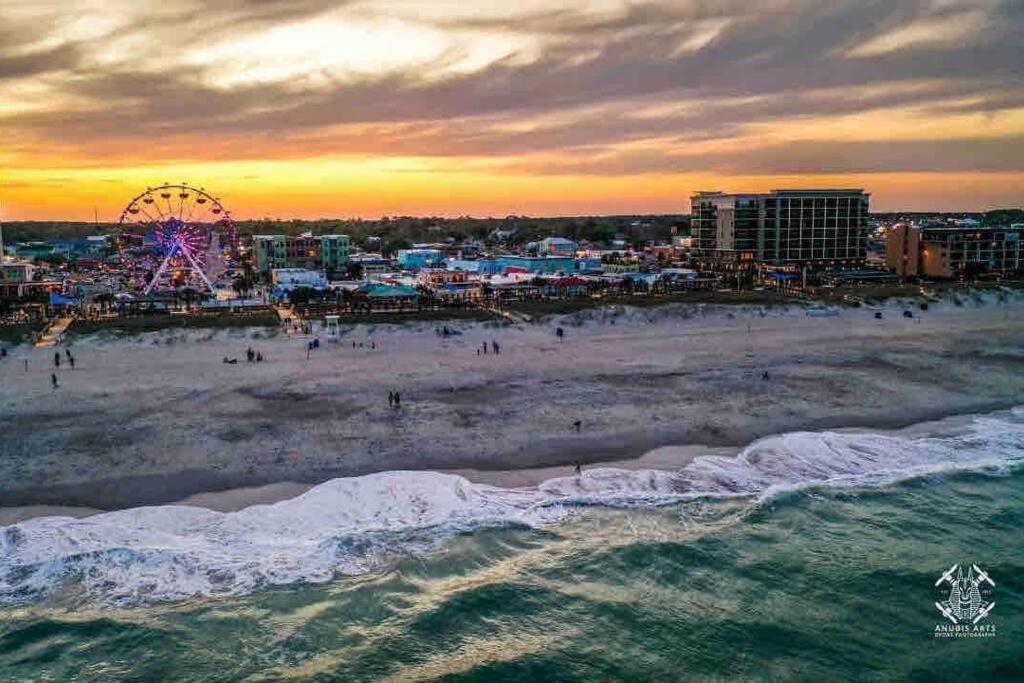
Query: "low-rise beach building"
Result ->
[[397, 248, 443, 270], [320, 235, 351, 274], [497, 255, 576, 274], [253, 234, 350, 276], [1, 261, 36, 283], [271, 268, 327, 288], [447, 259, 503, 276], [50, 236, 109, 260], [538, 237, 578, 256], [350, 255, 391, 277], [885, 224, 1023, 278]]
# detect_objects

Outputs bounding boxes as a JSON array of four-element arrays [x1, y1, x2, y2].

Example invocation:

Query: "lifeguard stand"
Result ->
[[325, 315, 340, 342]]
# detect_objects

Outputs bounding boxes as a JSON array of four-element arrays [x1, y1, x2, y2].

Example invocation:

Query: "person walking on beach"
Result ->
[[574, 460, 582, 477], [556, 327, 564, 342], [68, 354, 75, 370], [388, 390, 394, 408], [65, 349, 72, 361], [492, 340, 500, 355], [573, 419, 582, 433], [54, 352, 60, 368], [394, 391, 401, 409], [482, 341, 487, 355], [51, 373, 59, 390]]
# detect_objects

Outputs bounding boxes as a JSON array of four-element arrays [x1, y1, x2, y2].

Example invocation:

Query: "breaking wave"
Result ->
[[2, 408, 1023, 606]]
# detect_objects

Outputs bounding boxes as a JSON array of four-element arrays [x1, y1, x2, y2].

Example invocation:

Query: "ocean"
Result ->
[[1, 409, 1022, 681]]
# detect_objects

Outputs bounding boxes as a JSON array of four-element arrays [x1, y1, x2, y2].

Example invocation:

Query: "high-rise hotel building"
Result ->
[[690, 189, 870, 269]]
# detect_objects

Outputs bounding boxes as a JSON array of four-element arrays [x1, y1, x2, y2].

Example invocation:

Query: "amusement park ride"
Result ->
[[116, 183, 237, 295]]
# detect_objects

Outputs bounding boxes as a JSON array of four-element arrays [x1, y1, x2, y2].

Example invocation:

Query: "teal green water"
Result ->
[[2, 469, 1022, 682]]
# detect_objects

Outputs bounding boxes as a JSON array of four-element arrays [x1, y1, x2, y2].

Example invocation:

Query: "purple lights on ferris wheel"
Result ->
[[116, 183, 236, 295], [154, 218, 203, 259]]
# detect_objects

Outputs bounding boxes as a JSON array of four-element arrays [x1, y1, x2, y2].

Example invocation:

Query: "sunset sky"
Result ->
[[1, 0, 1022, 220]]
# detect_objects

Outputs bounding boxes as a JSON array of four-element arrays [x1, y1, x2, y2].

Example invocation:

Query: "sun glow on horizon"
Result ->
[[2, 0, 1023, 219]]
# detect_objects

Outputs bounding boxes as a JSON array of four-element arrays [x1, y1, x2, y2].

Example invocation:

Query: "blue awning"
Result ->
[[49, 292, 79, 305]]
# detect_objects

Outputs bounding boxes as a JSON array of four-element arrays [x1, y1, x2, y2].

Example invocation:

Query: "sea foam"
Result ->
[[2, 409, 1022, 605]]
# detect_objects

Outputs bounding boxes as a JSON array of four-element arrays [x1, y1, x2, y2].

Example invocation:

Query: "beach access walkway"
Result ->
[[476, 302, 531, 324], [35, 316, 75, 348], [274, 304, 298, 324], [275, 304, 311, 336]]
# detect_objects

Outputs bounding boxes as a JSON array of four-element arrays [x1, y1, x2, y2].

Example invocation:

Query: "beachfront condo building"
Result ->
[[690, 189, 870, 269], [885, 224, 1023, 278], [253, 234, 350, 276]]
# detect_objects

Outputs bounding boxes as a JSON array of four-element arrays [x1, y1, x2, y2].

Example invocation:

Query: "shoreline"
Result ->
[[0, 401, 1018, 525], [2, 297, 1023, 524]]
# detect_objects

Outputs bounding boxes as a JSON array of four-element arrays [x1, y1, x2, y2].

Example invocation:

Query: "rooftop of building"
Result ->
[[770, 189, 866, 194], [918, 224, 1024, 234], [691, 188, 868, 199]]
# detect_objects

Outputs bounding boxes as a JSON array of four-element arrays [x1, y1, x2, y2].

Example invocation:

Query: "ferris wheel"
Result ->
[[116, 183, 237, 295]]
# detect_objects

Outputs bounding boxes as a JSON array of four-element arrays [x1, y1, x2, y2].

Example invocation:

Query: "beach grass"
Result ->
[[0, 323, 45, 346], [301, 308, 495, 326], [67, 312, 281, 339], [504, 290, 795, 317]]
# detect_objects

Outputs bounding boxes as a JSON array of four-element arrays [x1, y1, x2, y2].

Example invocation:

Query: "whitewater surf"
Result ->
[[2, 407, 1023, 606]]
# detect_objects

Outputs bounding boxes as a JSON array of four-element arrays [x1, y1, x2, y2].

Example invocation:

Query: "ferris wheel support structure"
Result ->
[[143, 240, 216, 295]]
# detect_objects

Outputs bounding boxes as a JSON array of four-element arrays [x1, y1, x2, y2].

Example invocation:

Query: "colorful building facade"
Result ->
[[253, 234, 350, 275]]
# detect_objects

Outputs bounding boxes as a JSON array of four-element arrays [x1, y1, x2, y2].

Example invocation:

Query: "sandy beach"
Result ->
[[1, 295, 1023, 518]]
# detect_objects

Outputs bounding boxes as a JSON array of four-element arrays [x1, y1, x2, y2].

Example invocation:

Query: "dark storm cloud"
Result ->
[[2, 0, 1023, 175], [0, 43, 81, 79]]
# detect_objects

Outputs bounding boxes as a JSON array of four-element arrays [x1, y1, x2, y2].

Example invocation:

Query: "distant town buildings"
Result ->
[[691, 189, 870, 269], [496, 255, 577, 274], [50, 236, 109, 260], [886, 224, 1023, 278], [1, 261, 36, 283], [397, 248, 444, 270], [270, 268, 328, 289], [350, 254, 391, 277], [537, 237, 578, 256], [253, 234, 349, 275], [447, 259, 504, 276]]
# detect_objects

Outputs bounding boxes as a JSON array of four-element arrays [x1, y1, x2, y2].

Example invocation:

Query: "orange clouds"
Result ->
[[2, 1, 1024, 218]]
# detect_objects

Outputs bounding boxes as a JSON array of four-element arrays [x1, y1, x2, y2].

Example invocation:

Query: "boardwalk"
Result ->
[[34, 316, 74, 348], [275, 305, 308, 336]]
